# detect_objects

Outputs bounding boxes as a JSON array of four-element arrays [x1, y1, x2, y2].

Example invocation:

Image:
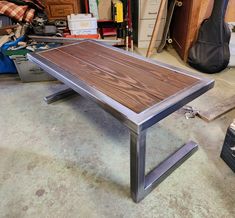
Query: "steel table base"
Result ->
[[44, 88, 77, 104], [130, 130, 198, 202], [45, 88, 198, 202], [45, 89, 199, 203], [28, 40, 214, 203]]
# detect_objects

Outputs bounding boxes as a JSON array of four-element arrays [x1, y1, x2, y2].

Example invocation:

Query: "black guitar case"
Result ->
[[188, 0, 231, 74]]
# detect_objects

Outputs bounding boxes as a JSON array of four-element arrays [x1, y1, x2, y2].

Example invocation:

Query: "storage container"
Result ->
[[11, 55, 55, 82], [0, 15, 13, 28], [221, 122, 235, 172], [132, 0, 167, 48], [67, 14, 97, 30]]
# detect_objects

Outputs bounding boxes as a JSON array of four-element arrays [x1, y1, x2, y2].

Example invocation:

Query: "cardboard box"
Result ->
[[67, 14, 97, 29], [98, 0, 112, 20]]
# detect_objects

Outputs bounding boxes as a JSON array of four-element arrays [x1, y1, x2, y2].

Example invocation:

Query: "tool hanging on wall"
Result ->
[[112, 0, 124, 23], [112, 0, 124, 42], [111, 0, 133, 52]]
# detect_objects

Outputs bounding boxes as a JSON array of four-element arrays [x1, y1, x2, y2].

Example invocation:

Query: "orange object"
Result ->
[[64, 34, 100, 39]]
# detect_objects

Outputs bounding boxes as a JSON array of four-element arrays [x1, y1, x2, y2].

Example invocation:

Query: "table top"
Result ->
[[28, 40, 214, 132]]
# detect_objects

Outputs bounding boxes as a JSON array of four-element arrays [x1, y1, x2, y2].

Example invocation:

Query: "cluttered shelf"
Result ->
[[0, 0, 134, 77], [2, 0, 235, 78]]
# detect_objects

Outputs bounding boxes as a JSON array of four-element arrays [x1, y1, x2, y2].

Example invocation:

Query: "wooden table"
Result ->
[[28, 40, 214, 203]]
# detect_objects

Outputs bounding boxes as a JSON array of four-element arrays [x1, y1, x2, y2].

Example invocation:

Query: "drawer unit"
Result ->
[[137, 18, 165, 48], [132, 0, 167, 49], [138, 19, 165, 41], [140, 0, 162, 19]]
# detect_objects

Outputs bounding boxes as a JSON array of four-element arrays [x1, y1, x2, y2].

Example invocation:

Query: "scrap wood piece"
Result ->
[[0, 24, 18, 35], [0, 74, 20, 81], [197, 95, 235, 122], [146, 0, 168, 58]]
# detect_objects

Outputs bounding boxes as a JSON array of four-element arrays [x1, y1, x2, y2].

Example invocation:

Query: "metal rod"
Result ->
[[126, 25, 129, 51], [130, 130, 146, 202], [145, 141, 198, 191], [28, 35, 121, 46]]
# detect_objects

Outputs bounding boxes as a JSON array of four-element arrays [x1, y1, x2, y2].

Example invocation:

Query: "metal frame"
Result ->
[[28, 35, 121, 45], [44, 88, 77, 104], [27, 40, 214, 202], [130, 131, 198, 202]]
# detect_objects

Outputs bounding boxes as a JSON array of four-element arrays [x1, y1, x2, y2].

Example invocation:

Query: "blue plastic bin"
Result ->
[[0, 36, 25, 74]]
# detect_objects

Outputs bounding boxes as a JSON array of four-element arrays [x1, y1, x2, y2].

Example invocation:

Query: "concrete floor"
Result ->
[[0, 48, 235, 218]]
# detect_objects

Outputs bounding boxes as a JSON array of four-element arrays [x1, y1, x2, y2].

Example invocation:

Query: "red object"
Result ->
[[85, 0, 89, 13], [127, 0, 132, 29], [65, 34, 100, 39], [102, 28, 117, 36]]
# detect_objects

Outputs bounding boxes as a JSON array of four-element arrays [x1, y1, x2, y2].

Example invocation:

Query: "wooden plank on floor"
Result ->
[[198, 95, 235, 122]]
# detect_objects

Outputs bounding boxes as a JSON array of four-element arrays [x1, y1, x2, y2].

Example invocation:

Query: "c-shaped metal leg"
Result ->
[[130, 130, 198, 203], [44, 88, 77, 104]]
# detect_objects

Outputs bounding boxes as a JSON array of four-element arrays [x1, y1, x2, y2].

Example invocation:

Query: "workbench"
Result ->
[[28, 40, 214, 202]]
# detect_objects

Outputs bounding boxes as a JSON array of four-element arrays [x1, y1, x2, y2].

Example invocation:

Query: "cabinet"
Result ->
[[171, 0, 235, 61], [132, 0, 167, 48], [170, 0, 195, 61], [44, 0, 81, 20]]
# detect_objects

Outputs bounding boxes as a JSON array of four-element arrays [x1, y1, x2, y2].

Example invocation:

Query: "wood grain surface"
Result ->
[[198, 95, 235, 122], [38, 41, 200, 113]]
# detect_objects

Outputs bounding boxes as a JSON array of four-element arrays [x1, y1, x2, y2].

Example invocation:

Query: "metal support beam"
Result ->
[[130, 131, 198, 203], [44, 88, 77, 104], [28, 35, 121, 45], [130, 130, 147, 202]]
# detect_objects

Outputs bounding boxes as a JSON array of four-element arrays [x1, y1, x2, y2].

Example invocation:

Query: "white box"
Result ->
[[67, 14, 97, 30], [70, 28, 97, 35], [68, 14, 92, 19]]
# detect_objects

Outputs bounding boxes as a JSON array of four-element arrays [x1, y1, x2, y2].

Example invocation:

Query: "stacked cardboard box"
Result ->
[[67, 14, 97, 35]]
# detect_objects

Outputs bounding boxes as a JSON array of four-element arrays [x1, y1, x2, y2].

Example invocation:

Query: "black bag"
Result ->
[[188, 0, 231, 74]]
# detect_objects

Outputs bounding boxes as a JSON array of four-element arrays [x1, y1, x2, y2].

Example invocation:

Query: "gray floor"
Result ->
[[0, 48, 235, 218]]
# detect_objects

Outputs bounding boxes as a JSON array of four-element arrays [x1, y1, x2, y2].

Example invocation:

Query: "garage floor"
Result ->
[[0, 48, 235, 218]]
